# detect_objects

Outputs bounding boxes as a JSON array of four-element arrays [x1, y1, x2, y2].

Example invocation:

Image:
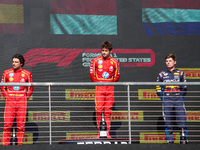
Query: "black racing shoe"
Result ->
[[168, 141, 174, 144], [180, 136, 188, 144]]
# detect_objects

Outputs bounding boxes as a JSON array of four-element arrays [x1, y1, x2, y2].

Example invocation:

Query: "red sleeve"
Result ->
[[26, 72, 33, 100], [90, 58, 97, 82], [1, 71, 7, 99], [113, 60, 120, 82]]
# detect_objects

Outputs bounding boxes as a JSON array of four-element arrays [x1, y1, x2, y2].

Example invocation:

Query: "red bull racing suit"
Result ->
[[1, 68, 33, 145], [156, 68, 188, 144], [90, 56, 120, 133]]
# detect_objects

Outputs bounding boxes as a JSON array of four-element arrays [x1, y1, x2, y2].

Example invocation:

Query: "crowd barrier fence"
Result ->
[[0, 82, 200, 145]]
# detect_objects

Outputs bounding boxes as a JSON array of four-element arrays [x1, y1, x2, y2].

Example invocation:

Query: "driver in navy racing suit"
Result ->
[[156, 54, 188, 144]]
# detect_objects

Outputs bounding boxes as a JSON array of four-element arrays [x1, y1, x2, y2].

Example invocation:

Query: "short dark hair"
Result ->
[[12, 54, 25, 67], [101, 41, 112, 51], [165, 53, 176, 61]]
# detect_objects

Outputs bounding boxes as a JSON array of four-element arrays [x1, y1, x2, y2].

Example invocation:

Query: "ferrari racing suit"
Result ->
[[156, 68, 188, 143], [90, 56, 120, 133], [1, 68, 33, 145]]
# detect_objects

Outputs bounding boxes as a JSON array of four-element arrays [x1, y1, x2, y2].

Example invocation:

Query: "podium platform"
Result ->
[[58, 138, 140, 144]]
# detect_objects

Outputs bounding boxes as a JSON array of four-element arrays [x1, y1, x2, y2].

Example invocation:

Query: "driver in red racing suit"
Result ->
[[90, 41, 120, 138], [1, 54, 33, 145]]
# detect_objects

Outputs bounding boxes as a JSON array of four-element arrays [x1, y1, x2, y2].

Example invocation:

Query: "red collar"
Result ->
[[13, 68, 22, 73], [101, 56, 111, 60]]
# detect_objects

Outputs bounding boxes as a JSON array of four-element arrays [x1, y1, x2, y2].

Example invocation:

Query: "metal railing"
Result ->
[[0, 82, 200, 145]]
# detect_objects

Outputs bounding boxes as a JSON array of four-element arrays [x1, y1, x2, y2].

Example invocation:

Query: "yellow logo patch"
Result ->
[[98, 65, 103, 69]]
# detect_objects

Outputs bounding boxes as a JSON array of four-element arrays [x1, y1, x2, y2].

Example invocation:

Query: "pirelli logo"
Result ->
[[178, 68, 200, 79], [66, 132, 98, 140], [138, 89, 160, 100], [65, 89, 95, 100], [140, 132, 180, 143], [111, 111, 143, 121], [187, 111, 200, 122], [28, 111, 70, 122]]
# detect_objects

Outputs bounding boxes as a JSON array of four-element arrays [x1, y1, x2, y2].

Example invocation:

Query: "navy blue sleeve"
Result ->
[[156, 72, 164, 99], [180, 71, 187, 96]]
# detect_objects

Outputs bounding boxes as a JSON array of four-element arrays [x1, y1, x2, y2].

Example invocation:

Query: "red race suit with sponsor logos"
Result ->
[[90, 56, 120, 132], [1, 68, 33, 145]]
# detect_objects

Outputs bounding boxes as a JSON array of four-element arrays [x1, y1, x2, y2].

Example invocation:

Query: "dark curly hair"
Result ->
[[12, 54, 25, 67], [101, 41, 113, 51]]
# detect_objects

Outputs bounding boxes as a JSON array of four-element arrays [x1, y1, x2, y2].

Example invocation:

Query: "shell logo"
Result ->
[[98, 65, 103, 69], [9, 78, 13, 81]]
